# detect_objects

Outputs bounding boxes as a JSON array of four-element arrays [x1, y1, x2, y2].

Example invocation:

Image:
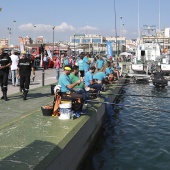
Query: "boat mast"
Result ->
[[158, 0, 160, 32], [138, 0, 140, 41]]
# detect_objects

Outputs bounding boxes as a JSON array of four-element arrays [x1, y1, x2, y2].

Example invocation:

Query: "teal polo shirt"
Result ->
[[93, 72, 106, 81], [58, 73, 71, 92]]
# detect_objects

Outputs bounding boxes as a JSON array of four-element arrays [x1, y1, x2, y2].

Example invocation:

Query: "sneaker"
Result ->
[[71, 113, 77, 120], [75, 112, 81, 118], [80, 110, 86, 115]]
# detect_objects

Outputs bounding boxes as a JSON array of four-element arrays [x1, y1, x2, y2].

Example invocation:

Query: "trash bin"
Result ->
[[51, 84, 56, 95]]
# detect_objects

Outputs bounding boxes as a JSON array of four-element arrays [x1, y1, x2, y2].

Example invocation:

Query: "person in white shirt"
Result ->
[[43, 55, 48, 69], [10, 50, 19, 86]]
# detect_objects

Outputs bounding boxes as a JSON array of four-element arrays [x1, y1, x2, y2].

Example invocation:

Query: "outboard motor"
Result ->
[[152, 71, 168, 88]]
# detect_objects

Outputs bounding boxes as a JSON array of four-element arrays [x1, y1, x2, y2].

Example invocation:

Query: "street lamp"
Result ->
[[13, 20, 16, 45], [122, 24, 124, 37], [34, 25, 36, 44], [114, 0, 118, 57], [7, 27, 12, 48], [52, 26, 55, 57], [120, 16, 122, 37], [74, 34, 75, 56]]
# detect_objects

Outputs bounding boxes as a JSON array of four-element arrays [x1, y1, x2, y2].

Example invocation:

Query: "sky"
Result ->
[[0, 0, 170, 45]]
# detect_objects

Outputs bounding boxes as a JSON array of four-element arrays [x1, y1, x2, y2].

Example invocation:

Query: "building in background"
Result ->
[[0, 38, 8, 46], [36, 36, 44, 44]]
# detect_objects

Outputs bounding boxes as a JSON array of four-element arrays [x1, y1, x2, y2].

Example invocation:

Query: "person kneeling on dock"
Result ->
[[58, 65, 84, 112]]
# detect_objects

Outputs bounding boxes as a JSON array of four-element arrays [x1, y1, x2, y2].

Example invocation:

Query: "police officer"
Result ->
[[17, 51, 35, 100], [0, 46, 12, 101]]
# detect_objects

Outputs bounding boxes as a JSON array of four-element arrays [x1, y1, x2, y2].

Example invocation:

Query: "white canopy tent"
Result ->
[[119, 52, 133, 57]]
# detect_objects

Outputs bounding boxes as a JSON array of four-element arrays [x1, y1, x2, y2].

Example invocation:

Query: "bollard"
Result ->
[[42, 69, 45, 86], [57, 68, 60, 80]]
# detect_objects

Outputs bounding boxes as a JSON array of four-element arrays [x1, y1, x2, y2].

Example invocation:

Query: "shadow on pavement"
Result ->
[[0, 140, 60, 170]]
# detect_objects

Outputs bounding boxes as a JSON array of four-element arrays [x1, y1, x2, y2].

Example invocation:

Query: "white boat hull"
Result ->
[[161, 64, 170, 72]]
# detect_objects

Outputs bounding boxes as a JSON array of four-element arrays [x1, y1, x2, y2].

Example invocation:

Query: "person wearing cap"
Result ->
[[17, 51, 35, 100], [58, 65, 83, 112], [0, 46, 12, 101]]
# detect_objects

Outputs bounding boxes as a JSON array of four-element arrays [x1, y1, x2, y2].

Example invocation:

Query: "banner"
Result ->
[[106, 41, 113, 59], [18, 37, 24, 52]]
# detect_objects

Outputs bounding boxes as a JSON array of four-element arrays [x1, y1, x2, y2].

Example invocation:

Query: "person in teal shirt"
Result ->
[[83, 53, 91, 75], [105, 63, 114, 76], [77, 54, 84, 79], [58, 65, 84, 112], [84, 66, 102, 93], [64, 57, 69, 66], [96, 56, 105, 71], [93, 72, 106, 81]]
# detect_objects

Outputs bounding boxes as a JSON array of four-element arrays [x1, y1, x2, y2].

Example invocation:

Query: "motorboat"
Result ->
[[127, 25, 162, 81], [151, 71, 168, 88]]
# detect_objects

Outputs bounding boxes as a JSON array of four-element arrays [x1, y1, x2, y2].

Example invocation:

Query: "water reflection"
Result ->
[[79, 82, 170, 170]]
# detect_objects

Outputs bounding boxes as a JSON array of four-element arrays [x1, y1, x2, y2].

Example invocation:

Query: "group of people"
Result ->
[[56, 53, 121, 113], [0, 46, 35, 101]]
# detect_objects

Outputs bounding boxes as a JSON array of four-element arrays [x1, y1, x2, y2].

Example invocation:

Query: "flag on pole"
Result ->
[[19, 37, 24, 52], [106, 41, 113, 59]]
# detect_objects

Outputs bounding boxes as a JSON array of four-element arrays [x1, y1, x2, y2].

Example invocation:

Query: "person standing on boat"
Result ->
[[0, 46, 12, 101]]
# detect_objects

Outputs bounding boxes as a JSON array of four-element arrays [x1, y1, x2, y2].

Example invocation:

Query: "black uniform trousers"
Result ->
[[0, 72, 8, 91], [20, 75, 30, 91]]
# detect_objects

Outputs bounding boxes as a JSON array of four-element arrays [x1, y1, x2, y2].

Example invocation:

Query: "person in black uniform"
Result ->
[[0, 46, 12, 101], [17, 51, 35, 100]]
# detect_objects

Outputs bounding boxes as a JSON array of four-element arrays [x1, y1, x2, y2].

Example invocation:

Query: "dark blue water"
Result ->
[[80, 83, 170, 170]]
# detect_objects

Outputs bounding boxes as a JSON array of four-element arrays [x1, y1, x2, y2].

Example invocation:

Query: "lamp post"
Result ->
[[13, 20, 16, 45], [7, 27, 12, 48], [74, 34, 75, 56], [34, 25, 36, 44], [114, 0, 118, 57], [52, 26, 55, 57], [159, 0, 160, 32], [122, 24, 124, 37], [120, 16, 122, 37]]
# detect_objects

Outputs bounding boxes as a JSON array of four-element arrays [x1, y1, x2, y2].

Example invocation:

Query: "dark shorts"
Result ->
[[79, 70, 84, 77]]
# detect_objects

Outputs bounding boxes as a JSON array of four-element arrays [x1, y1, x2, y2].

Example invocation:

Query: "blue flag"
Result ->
[[106, 41, 113, 59]]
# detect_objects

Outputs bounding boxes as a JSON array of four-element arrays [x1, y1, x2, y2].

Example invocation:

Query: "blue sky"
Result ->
[[0, 0, 169, 45]]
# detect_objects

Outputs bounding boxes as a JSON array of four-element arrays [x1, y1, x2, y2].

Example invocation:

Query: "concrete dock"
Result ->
[[0, 68, 126, 170]]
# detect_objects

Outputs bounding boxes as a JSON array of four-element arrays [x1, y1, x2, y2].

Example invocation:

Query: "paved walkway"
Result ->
[[7, 68, 62, 96], [0, 67, 104, 169]]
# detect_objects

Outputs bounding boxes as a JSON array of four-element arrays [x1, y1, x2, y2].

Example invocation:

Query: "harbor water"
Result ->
[[80, 82, 170, 170]]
